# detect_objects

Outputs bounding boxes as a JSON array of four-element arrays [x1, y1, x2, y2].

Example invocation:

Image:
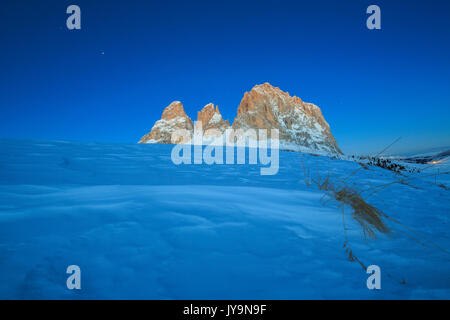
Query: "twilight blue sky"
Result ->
[[0, 0, 449, 154]]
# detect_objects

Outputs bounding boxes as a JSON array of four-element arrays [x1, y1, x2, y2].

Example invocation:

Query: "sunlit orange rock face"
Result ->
[[160, 101, 190, 121], [139, 83, 341, 154], [232, 83, 341, 154], [139, 101, 194, 144], [196, 103, 231, 138], [197, 103, 217, 128]]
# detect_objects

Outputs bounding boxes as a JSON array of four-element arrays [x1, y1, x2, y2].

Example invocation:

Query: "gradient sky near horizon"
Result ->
[[1, 0, 449, 155]]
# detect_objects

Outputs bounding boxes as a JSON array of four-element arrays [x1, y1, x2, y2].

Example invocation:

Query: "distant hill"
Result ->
[[401, 147, 450, 164]]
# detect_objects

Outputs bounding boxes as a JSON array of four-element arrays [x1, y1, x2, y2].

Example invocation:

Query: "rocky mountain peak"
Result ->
[[197, 103, 216, 127], [161, 101, 189, 121], [139, 84, 341, 154], [233, 83, 341, 154], [197, 103, 231, 133], [139, 101, 193, 144]]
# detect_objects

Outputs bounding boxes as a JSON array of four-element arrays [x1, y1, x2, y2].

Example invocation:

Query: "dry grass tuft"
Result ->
[[303, 164, 391, 270], [299, 144, 450, 271], [399, 180, 420, 189], [343, 241, 366, 270], [439, 183, 448, 190], [309, 170, 390, 239], [333, 187, 390, 238], [358, 162, 369, 170]]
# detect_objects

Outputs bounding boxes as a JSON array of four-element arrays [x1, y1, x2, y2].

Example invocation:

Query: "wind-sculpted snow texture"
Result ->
[[0, 139, 449, 299]]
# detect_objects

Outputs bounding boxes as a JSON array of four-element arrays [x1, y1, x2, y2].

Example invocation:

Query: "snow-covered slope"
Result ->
[[0, 139, 449, 299]]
